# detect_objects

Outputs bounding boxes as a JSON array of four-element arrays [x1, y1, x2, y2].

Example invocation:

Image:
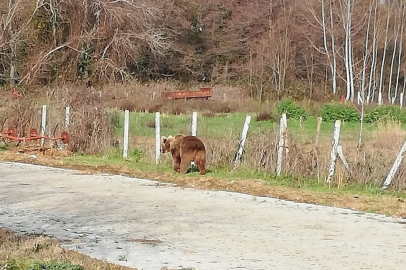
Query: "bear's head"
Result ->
[[161, 135, 174, 153]]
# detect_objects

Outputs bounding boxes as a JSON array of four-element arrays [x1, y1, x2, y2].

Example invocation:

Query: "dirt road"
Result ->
[[0, 162, 406, 270]]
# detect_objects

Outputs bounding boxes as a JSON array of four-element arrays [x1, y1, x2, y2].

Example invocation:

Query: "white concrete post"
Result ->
[[277, 113, 288, 176], [382, 139, 406, 190], [40, 105, 47, 146], [234, 115, 251, 167], [122, 110, 130, 158], [400, 93, 404, 109], [65, 106, 70, 128], [155, 112, 161, 164], [191, 112, 198, 137], [326, 120, 341, 183]]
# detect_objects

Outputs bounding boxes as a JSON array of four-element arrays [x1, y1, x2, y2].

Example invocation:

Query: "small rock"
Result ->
[[29, 155, 37, 159]]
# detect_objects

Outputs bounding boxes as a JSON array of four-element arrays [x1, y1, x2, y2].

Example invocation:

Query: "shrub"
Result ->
[[321, 103, 359, 122], [30, 261, 83, 270], [277, 99, 307, 120], [364, 105, 406, 124]]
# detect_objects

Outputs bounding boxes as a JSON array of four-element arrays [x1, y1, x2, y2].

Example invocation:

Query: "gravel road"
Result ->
[[0, 162, 406, 270]]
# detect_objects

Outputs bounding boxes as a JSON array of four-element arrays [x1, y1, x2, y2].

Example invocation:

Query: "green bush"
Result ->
[[5, 261, 84, 270], [277, 99, 307, 120], [321, 103, 359, 122], [30, 262, 83, 270], [365, 105, 406, 123]]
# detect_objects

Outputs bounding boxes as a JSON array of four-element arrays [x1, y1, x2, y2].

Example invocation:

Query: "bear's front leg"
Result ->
[[173, 157, 181, 173]]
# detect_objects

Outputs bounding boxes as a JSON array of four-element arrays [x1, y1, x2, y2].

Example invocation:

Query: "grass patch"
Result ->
[[63, 152, 406, 200], [0, 229, 134, 270], [111, 111, 378, 142]]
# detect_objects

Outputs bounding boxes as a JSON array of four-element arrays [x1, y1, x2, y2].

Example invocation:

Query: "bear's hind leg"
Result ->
[[180, 158, 191, 174], [195, 153, 206, 175]]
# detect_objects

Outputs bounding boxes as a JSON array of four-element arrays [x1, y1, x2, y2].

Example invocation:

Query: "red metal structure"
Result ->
[[161, 87, 212, 100], [0, 127, 69, 145]]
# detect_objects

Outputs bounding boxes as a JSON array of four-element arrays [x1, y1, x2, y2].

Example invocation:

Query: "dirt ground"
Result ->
[[0, 149, 406, 218], [1, 162, 406, 270]]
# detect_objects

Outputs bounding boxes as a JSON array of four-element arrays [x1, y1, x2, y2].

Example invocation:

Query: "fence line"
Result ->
[[40, 105, 47, 146], [123, 109, 130, 158], [233, 115, 251, 168], [155, 112, 161, 164], [9, 105, 406, 190], [277, 113, 287, 176], [191, 112, 198, 137], [326, 120, 341, 183]]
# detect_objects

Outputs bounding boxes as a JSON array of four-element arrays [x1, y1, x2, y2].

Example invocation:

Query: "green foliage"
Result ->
[[277, 99, 307, 120], [365, 105, 406, 123], [321, 103, 359, 122], [6, 260, 83, 270], [129, 148, 144, 162], [30, 261, 83, 270]]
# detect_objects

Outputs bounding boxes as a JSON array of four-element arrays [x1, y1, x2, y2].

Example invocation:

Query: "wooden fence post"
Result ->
[[155, 112, 161, 164], [40, 105, 47, 146], [122, 109, 130, 158], [326, 120, 341, 183], [315, 117, 322, 147], [65, 106, 70, 128], [191, 112, 198, 137], [234, 115, 251, 167], [382, 139, 406, 190], [276, 113, 288, 176]]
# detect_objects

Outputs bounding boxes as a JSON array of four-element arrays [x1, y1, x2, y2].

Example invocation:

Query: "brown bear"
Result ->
[[161, 134, 206, 175]]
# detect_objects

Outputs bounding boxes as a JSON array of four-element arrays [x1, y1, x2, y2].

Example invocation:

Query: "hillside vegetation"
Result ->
[[1, 0, 405, 101]]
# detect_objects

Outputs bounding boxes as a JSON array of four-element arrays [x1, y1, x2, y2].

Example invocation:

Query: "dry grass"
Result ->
[[0, 229, 136, 270], [0, 86, 114, 155], [2, 83, 406, 191]]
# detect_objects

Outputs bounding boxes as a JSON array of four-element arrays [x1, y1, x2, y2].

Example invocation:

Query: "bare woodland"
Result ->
[[1, 0, 406, 102]]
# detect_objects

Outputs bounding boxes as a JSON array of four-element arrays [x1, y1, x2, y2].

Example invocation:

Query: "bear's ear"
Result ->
[[161, 136, 167, 143], [167, 135, 173, 139]]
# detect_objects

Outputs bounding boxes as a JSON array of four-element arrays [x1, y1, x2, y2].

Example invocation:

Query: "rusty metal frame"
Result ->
[[0, 126, 69, 145]]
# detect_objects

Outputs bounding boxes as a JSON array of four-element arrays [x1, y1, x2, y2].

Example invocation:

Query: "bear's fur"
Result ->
[[161, 135, 206, 175]]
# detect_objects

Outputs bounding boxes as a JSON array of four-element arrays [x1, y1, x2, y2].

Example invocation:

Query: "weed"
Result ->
[[277, 99, 307, 120], [321, 103, 359, 122]]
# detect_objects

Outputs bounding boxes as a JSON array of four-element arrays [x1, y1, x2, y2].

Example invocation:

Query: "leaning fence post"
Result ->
[[234, 115, 251, 167], [276, 113, 287, 176], [122, 109, 130, 158], [191, 112, 198, 137], [155, 112, 161, 164], [382, 139, 406, 190], [400, 93, 404, 109], [40, 105, 47, 146], [326, 120, 341, 183], [65, 106, 70, 128]]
